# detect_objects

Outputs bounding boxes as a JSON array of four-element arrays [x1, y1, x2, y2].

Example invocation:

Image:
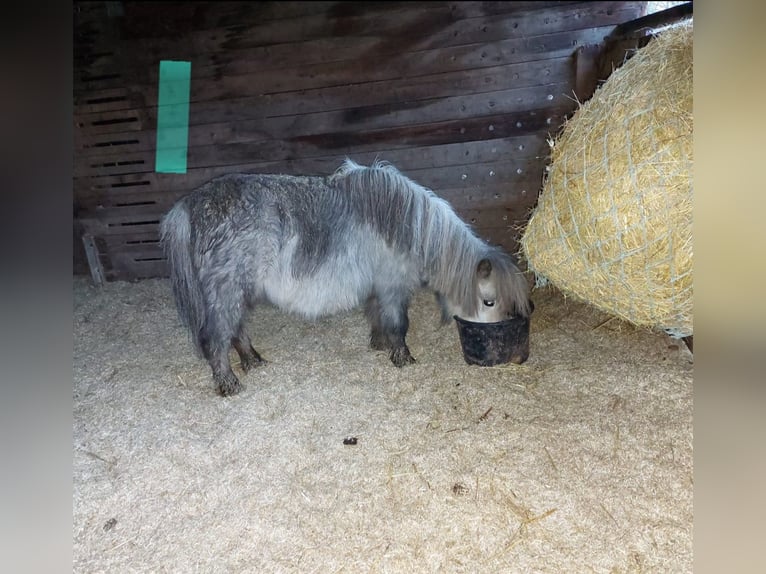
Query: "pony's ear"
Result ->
[[477, 259, 492, 279]]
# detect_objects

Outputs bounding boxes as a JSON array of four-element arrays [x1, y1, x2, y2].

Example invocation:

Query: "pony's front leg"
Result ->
[[390, 343, 416, 367], [365, 295, 390, 351], [378, 294, 416, 367]]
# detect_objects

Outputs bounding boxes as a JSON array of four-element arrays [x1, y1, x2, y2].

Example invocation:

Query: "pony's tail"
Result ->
[[160, 201, 205, 354]]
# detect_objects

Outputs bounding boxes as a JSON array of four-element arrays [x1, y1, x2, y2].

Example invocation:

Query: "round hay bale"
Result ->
[[521, 21, 693, 337]]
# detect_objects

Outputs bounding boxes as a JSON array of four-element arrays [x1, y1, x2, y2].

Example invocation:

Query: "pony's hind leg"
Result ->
[[200, 330, 241, 396], [232, 323, 267, 373], [199, 289, 247, 396]]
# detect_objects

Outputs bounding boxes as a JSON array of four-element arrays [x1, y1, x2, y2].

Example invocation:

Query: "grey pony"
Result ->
[[160, 159, 532, 396]]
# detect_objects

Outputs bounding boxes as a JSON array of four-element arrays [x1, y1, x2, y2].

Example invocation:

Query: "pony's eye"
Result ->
[[483, 299, 495, 307]]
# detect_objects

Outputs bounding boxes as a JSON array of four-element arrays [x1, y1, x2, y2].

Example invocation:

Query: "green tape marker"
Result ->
[[155, 60, 191, 174]]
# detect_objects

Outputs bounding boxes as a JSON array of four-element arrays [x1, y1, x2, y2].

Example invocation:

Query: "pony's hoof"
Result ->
[[390, 347, 416, 367], [215, 374, 243, 397], [240, 355, 267, 373], [217, 382, 243, 396]]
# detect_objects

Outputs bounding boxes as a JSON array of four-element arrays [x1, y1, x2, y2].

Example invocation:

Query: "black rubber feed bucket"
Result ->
[[454, 314, 531, 366]]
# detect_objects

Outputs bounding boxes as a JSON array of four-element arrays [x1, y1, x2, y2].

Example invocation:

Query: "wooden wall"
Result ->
[[74, 1, 647, 281]]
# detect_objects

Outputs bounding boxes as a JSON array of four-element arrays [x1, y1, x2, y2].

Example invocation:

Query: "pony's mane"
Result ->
[[330, 159, 530, 317]]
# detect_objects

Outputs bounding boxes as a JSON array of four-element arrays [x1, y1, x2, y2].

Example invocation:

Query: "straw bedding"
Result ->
[[73, 276, 692, 572]]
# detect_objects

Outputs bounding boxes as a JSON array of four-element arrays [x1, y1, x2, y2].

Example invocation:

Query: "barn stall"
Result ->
[[73, 2, 693, 572]]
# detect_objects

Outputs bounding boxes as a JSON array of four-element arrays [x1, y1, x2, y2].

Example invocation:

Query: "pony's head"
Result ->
[[436, 251, 534, 365], [436, 250, 533, 324]]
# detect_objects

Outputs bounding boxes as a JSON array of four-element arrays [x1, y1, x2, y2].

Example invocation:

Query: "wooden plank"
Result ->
[[114, 2, 343, 33], [276, 106, 568, 155], [76, 97, 570, 164], [76, 55, 572, 126], [573, 44, 603, 103], [437, 177, 545, 209], [74, 2, 343, 61], [473, 227, 525, 250], [76, 157, 544, 220], [76, 191, 171, 211], [75, 110, 564, 197], [404, 160, 545, 192], [75, 76, 571, 142], [73, 169, 547, 213], [79, 216, 162, 237], [108, 254, 168, 280], [78, 177, 536, 238], [102, 231, 162, 249], [74, 24, 623, 105], [75, 81, 571, 162], [75, 2, 640, 94], [74, 2, 581, 55], [75, 131, 550, 180], [75, 9, 636, 105], [596, 34, 652, 86], [607, 2, 691, 41], [74, 132, 149, 154], [77, 155, 152, 179], [73, 220, 91, 276], [75, 2, 577, 40], [75, 88, 139, 114], [457, 204, 538, 228], [74, 96, 565, 179], [77, 132, 547, 179], [75, 147, 547, 208], [74, 109, 566, 197], [82, 234, 106, 287], [75, 108, 147, 136], [78, 202, 169, 222], [109, 242, 165, 259]]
